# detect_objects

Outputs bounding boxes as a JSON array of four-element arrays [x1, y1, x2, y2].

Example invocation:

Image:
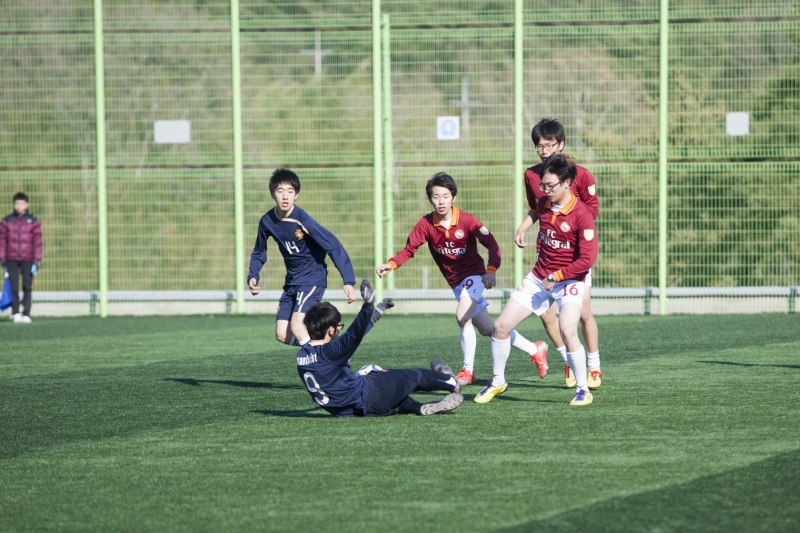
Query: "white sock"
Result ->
[[298, 336, 310, 346], [460, 326, 477, 372], [557, 345, 568, 363], [587, 351, 601, 370], [567, 346, 588, 390], [509, 330, 536, 355], [490, 336, 511, 386]]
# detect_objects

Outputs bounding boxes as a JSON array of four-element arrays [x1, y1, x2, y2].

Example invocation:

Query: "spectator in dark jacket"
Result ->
[[1, 192, 42, 323]]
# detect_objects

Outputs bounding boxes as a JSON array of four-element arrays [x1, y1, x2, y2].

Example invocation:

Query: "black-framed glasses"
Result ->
[[337, 322, 345, 330], [539, 181, 563, 193], [535, 141, 560, 152]]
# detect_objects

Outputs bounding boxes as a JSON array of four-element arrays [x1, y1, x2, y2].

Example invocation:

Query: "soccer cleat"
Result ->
[[19, 315, 31, 323], [564, 364, 576, 388], [529, 341, 549, 379], [588, 369, 603, 390], [456, 367, 475, 386], [419, 392, 464, 415], [430, 359, 460, 393], [570, 388, 594, 406], [10, 313, 21, 323], [473, 382, 508, 404]]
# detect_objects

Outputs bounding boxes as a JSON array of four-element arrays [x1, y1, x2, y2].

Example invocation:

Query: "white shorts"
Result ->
[[510, 272, 585, 316], [452, 275, 490, 318]]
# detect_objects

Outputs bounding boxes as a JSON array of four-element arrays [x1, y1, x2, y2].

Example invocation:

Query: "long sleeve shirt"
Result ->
[[248, 206, 356, 289]]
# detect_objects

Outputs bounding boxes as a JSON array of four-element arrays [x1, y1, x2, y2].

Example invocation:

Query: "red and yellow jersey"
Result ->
[[525, 162, 599, 220], [388, 207, 500, 288], [531, 193, 597, 283]]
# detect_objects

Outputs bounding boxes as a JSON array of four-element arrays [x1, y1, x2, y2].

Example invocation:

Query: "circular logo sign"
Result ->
[[454, 229, 465, 239]]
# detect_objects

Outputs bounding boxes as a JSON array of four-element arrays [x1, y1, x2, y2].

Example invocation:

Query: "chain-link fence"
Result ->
[[1, 0, 798, 316]]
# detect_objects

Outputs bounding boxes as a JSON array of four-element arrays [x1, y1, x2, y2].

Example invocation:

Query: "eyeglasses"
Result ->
[[539, 181, 563, 193], [337, 323, 345, 330], [535, 141, 560, 152]]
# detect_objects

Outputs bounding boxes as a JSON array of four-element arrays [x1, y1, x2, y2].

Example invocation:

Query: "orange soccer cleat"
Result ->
[[529, 341, 549, 379], [456, 367, 475, 385]]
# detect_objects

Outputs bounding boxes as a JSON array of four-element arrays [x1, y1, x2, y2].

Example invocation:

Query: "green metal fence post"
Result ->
[[372, 0, 384, 301], [381, 14, 394, 291], [658, 0, 669, 316], [93, 0, 108, 317], [513, 0, 524, 285], [231, 0, 246, 313]]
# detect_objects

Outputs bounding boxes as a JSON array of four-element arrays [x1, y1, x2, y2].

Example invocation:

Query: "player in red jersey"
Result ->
[[376, 172, 548, 386], [517, 118, 603, 391], [477, 155, 598, 406]]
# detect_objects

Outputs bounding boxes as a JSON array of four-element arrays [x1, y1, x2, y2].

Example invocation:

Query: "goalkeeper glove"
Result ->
[[370, 298, 394, 325], [360, 279, 376, 307]]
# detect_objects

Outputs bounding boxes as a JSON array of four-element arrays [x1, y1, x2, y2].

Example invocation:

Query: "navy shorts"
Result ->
[[276, 285, 324, 322], [365, 368, 455, 416]]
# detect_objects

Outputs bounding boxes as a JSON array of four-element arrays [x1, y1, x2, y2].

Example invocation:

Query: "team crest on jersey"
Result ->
[[454, 229, 465, 239], [584, 229, 595, 241], [560, 221, 572, 232], [294, 229, 304, 240], [479, 226, 490, 235]]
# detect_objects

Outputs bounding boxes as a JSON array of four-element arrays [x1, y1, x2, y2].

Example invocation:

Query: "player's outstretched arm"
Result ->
[[376, 263, 393, 278]]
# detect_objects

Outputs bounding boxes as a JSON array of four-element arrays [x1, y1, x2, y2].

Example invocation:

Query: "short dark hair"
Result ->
[[531, 118, 566, 145], [304, 302, 341, 340], [425, 172, 457, 201], [540, 153, 576, 185], [269, 168, 301, 196], [12, 192, 29, 203]]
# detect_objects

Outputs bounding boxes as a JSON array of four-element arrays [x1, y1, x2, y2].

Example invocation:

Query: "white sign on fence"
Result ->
[[726, 112, 749, 136], [154, 120, 192, 144], [437, 116, 460, 140]]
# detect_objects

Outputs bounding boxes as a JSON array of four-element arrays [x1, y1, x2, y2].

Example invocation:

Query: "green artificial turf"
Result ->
[[1, 312, 800, 532]]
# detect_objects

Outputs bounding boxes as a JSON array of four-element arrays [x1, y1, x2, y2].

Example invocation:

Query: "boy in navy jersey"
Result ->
[[479, 155, 598, 406], [249, 169, 357, 347], [297, 280, 463, 417], [517, 118, 603, 390], [377, 172, 547, 386]]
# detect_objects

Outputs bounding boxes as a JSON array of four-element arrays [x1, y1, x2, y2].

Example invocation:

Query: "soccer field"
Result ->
[[2, 312, 800, 532]]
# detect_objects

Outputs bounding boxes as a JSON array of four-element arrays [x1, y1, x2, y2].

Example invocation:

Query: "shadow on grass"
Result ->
[[493, 448, 800, 533], [697, 360, 800, 370], [164, 378, 302, 390], [253, 409, 329, 418]]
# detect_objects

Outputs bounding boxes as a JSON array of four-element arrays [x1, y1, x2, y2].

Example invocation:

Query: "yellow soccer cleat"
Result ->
[[570, 389, 594, 406], [564, 364, 576, 388], [588, 369, 603, 390], [474, 382, 508, 404]]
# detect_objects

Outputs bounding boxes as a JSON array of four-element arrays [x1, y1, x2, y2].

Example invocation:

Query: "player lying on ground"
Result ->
[[296, 280, 464, 417], [519, 118, 603, 390], [376, 172, 548, 386], [248, 168, 356, 347], [479, 154, 598, 406]]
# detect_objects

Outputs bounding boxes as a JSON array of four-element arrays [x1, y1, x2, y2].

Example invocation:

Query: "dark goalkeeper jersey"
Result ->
[[248, 205, 356, 289], [296, 304, 375, 417]]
